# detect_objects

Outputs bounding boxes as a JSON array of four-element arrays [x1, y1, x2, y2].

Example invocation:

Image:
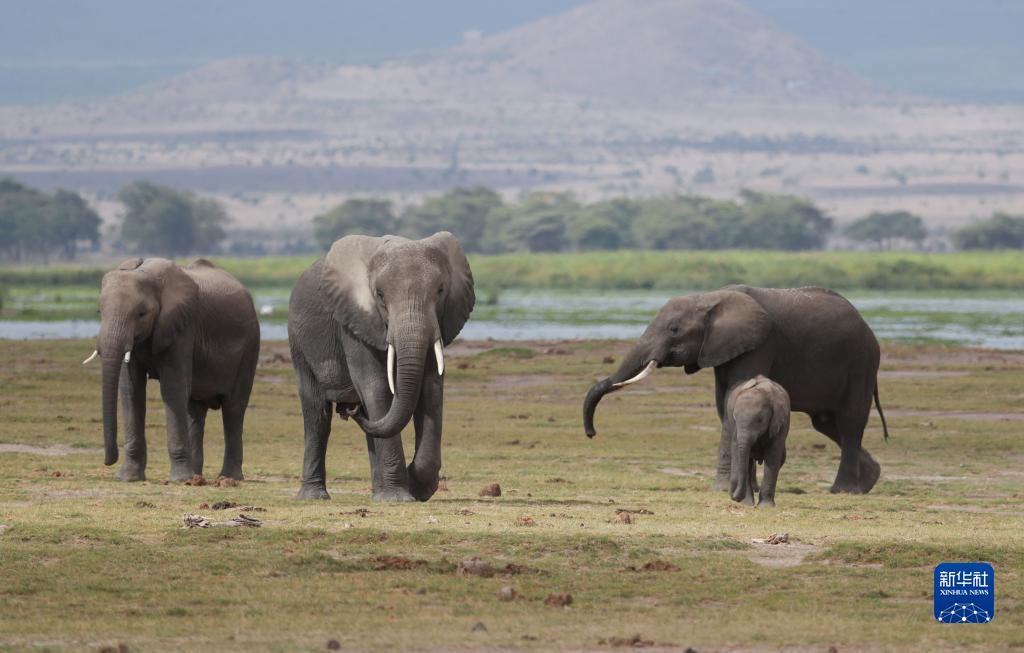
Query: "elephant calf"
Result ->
[[85, 258, 260, 482], [723, 375, 790, 507]]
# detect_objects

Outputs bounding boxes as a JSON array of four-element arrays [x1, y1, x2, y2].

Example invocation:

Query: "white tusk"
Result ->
[[434, 339, 444, 376], [386, 343, 395, 395], [612, 360, 657, 389], [124, 351, 131, 364], [82, 350, 99, 365]]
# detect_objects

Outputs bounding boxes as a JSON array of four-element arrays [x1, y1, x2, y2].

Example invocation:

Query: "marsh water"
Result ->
[[2, 289, 1022, 349]]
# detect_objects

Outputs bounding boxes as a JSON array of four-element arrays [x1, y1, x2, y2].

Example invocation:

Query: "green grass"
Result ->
[[1, 249, 1023, 291], [0, 339, 1022, 651]]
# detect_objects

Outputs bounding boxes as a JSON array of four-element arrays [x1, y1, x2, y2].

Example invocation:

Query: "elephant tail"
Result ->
[[873, 385, 890, 441]]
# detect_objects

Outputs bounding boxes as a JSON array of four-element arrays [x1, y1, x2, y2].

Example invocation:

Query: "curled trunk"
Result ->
[[356, 316, 431, 438], [582, 342, 651, 437]]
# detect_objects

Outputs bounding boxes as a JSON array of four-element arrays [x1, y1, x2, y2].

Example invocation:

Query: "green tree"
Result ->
[[118, 181, 228, 256], [491, 192, 576, 253], [953, 212, 1024, 249], [51, 189, 101, 260], [0, 178, 53, 260], [400, 187, 502, 252], [312, 199, 395, 250], [844, 211, 927, 250], [737, 190, 833, 250], [569, 198, 640, 250], [0, 179, 99, 262], [632, 195, 745, 250]]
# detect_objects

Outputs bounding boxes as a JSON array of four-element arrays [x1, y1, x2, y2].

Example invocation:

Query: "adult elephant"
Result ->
[[583, 285, 889, 494], [288, 232, 474, 502], [84, 258, 260, 482]]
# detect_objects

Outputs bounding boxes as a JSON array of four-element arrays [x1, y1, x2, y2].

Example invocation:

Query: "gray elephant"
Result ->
[[583, 285, 889, 494], [723, 375, 790, 507], [84, 258, 260, 482], [287, 232, 474, 502]]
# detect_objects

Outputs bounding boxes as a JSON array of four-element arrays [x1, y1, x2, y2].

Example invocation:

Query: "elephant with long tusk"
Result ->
[[287, 232, 474, 502]]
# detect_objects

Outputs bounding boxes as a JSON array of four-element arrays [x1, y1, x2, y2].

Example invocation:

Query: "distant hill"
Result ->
[[441, 0, 888, 104], [135, 0, 889, 108]]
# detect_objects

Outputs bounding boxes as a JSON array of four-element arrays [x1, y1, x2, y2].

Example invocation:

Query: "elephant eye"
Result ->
[[376, 289, 384, 301], [137, 309, 147, 317], [668, 325, 679, 335], [437, 286, 444, 295]]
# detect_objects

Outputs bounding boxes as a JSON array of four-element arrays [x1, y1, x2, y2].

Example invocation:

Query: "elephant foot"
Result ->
[[373, 486, 417, 503], [758, 496, 776, 508], [408, 465, 439, 502], [169, 463, 194, 483], [116, 462, 146, 482], [858, 450, 881, 493], [829, 476, 865, 494], [712, 473, 731, 492], [218, 466, 244, 481], [409, 482, 438, 502], [297, 484, 331, 500]]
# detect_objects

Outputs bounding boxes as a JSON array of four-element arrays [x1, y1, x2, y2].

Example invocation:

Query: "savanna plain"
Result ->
[[0, 338, 1022, 652]]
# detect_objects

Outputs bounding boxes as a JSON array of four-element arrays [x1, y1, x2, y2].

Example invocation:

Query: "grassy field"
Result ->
[[0, 339, 1022, 652], [1, 250, 1023, 293]]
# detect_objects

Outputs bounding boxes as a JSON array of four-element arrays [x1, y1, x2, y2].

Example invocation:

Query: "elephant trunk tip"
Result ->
[[104, 446, 119, 466], [582, 378, 614, 439]]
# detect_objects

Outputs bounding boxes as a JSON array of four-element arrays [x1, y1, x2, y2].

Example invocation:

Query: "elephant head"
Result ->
[[86, 258, 198, 466], [583, 289, 771, 437], [321, 232, 474, 438]]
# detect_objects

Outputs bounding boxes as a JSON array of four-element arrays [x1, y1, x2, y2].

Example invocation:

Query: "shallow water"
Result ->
[[2, 290, 1022, 349]]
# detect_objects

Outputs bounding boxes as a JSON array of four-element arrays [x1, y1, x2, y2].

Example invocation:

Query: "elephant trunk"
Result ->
[[583, 340, 654, 438], [730, 438, 751, 503], [99, 324, 131, 466], [356, 309, 433, 439]]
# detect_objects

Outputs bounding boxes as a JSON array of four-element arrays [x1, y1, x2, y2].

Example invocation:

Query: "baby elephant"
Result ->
[[723, 376, 790, 507]]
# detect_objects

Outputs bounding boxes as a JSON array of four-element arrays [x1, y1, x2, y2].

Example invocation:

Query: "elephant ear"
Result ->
[[424, 231, 475, 345], [320, 235, 389, 350], [148, 259, 199, 353], [770, 387, 791, 441], [697, 290, 771, 369]]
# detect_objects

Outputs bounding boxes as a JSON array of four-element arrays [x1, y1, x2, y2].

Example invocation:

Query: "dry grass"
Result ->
[[0, 339, 1022, 652]]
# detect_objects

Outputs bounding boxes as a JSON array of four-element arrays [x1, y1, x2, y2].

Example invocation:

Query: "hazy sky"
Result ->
[[1, 0, 1021, 103]]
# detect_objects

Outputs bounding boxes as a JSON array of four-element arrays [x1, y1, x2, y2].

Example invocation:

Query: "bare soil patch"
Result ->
[[0, 444, 100, 456]]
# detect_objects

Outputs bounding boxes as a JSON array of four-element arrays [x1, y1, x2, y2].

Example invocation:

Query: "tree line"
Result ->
[[313, 186, 1024, 253], [2, 177, 1023, 261]]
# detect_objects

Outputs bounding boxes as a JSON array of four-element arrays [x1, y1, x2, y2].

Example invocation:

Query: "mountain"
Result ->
[[132, 0, 890, 110], [441, 0, 887, 104]]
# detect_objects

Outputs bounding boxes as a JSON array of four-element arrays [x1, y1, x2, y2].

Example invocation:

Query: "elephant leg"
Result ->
[[747, 458, 758, 505], [296, 364, 333, 500], [759, 443, 785, 508], [220, 352, 255, 481], [714, 418, 731, 492], [341, 336, 415, 503], [159, 366, 193, 482], [362, 382, 413, 502], [219, 401, 245, 480], [811, 410, 877, 494], [712, 370, 731, 491], [117, 363, 147, 482], [187, 400, 207, 477], [409, 368, 443, 502]]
